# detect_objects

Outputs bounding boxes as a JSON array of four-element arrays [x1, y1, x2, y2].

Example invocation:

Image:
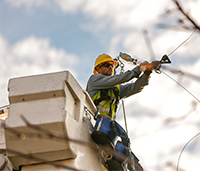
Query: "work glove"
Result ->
[[140, 60, 161, 71], [139, 61, 151, 71]]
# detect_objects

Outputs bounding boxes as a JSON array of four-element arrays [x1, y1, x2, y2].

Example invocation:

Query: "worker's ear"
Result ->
[[96, 67, 101, 74]]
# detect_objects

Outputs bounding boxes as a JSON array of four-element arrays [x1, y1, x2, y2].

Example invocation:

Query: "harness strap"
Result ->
[[93, 87, 120, 111], [112, 87, 120, 112], [93, 89, 110, 106]]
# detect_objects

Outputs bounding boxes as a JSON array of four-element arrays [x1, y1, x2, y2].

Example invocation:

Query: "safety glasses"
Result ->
[[99, 63, 114, 68]]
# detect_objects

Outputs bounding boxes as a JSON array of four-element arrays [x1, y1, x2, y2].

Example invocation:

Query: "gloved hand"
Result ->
[[140, 60, 161, 71], [139, 61, 151, 71]]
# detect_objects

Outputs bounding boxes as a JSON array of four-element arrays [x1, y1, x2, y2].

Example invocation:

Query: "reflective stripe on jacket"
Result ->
[[91, 85, 120, 119]]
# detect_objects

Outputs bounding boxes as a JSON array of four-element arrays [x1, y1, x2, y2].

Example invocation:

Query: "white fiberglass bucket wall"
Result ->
[[5, 71, 101, 170]]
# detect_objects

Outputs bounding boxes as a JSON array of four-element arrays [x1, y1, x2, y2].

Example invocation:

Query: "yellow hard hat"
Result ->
[[93, 53, 118, 74]]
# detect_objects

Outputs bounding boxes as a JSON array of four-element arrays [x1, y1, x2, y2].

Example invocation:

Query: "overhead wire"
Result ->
[[141, 8, 200, 170], [167, 28, 198, 56], [156, 18, 200, 171], [158, 12, 200, 103], [161, 70, 200, 103], [141, 15, 200, 102], [176, 131, 200, 171]]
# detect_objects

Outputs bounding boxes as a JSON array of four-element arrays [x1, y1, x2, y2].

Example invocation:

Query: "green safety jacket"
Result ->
[[91, 85, 120, 119], [86, 66, 151, 120]]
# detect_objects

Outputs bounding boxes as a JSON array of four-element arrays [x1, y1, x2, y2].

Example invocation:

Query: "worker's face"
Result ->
[[97, 62, 114, 76]]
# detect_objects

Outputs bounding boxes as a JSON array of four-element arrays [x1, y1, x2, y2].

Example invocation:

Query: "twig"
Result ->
[[172, 0, 200, 31], [6, 148, 83, 171], [6, 115, 135, 168]]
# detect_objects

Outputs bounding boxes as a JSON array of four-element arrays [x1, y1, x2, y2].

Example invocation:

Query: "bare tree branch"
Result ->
[[162, 66, 200, 82], [157, 24, 196, 31], [6, 148, 83, 171], [172, 0, 200, 31], [5, 115, 136, 170], [165, 100, 198, 123]]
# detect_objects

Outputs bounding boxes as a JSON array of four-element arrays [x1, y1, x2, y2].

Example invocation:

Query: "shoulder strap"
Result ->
[[112, 86, 120, 112], [93, 89, 110, 106]]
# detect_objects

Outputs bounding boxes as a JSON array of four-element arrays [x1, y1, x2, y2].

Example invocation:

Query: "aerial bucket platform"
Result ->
[[4, 71, 102, 170]]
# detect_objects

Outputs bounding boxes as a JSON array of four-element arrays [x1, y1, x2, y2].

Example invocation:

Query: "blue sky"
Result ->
[[1, 1, 108, 53], [0, 0, 200, 170], [1, 0, 110, 83]]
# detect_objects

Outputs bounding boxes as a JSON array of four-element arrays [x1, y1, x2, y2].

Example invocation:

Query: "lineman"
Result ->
[[86, 53, 156, 120], [86, 53, 161, 171]]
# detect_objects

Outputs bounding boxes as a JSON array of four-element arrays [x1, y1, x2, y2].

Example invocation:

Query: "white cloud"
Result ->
[[0, 35, 79, 106], [116, 60, 200, 170], [12, 36, 78, 67], [6, 0, 171, 30], [2, 1, 200, 171], [55, 0, 85, 13], [182, 0, 200, 21], [80, 0, 173, 30]]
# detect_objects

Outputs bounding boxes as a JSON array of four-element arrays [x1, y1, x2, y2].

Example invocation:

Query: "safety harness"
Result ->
[[92, 85, 120, 119]]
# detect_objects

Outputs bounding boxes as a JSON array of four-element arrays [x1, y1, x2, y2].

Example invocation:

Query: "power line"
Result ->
[[162, 66, 200, 82], [176, 131, 200, 171], [168, 29, 198, 56], [161, 70, 200, 103]]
